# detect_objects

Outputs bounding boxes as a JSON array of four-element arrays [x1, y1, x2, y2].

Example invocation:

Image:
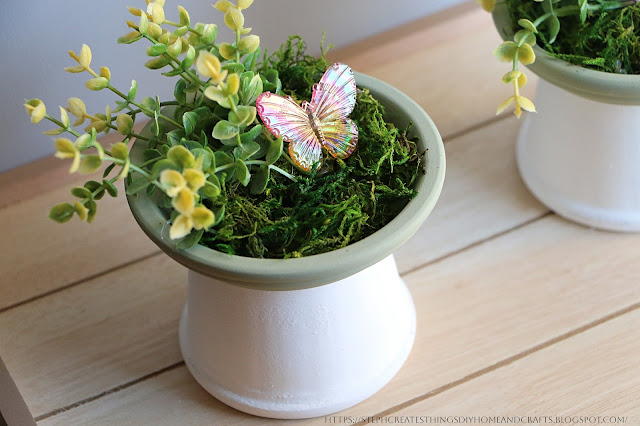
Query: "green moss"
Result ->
[[199, 36, 425, 258], [507, 0, 640, 74]]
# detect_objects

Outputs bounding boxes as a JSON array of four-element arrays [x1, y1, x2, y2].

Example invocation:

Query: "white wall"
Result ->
[[0, 0, 465, 172]]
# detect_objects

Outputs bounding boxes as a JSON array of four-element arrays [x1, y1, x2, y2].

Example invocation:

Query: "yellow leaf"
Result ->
[[169, 214, 193, 239], [147, 3, 165, 24], [214, 0, 234, 12], [237, 35, 259, 54], [127, 6, 143, 16], [160, 169, 186, 197], [516, 95, 536, 113], [226, 73, 240, 95], [192, 206, 215, 230], [172, 188, 195, 214], [73, 201, 88, 221], [237, 0, 254, 10], [24, 99, 46, 124], [54, 138, 76, 158], [67, 98, 86, 118], [184, 168, 206, 191], [477, 0, 496, 12], [64, 65, 85, 73], [219, 43, 236, 60], [79, 44, 92, 69], [494, 41, 518, 62], [224, 8, 244, 31], [196, 51, 222, 78], [496, 96, 515, 115], [518, 44, 536, 65]]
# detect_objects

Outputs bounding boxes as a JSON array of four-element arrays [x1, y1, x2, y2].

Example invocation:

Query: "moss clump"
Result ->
[[199, 36, 425, 258], [507, 0, 640, 74]]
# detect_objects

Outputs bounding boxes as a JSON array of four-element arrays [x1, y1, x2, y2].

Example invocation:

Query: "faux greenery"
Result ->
[[25, 0, 424, 259], [478, 0, 640, 117]]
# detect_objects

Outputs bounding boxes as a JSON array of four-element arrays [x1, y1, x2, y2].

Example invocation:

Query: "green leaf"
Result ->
[[83, 180, 105, 200], [118, 31, 143, 44], [143, 149, 162, 162], [250, 165, 269, 194], [241, 73, 263, 105], [265, 135, 283, 165], [222, 62, 244, 74], [229, 105, 256, 127], [200, 180, 221, 198], [103, 163, 116, 178], [212, 205, 225, 226], [78, 155, 103, 174], [212, 120, 239, 140], [75, 133, 93, 150], [548, 14, 560, 44], [494, 41, 518, 62], [176, 229, 204, 250], [240, 124, 262, 143], [111, 142, 129, 161], [151, 158, 179, 179], [191, 148, 213, 171], [126, 177, 152, 195], [86, 200, 98, 223], [174, 79, 187, 105], [49, 203, 75, 223], [518, 19, 537, 34], [183, 111, 198, 135], [166, 129, 186, 146], [201, 23, 218, 44], [214, 151, 233, 168], [182, 46, 196, 69], [514, 30, 536, 46], [103, 179, 118, 197], [234, 159, 250, 186], [147, 43, 167, 56], [71, 186, 93, 200], [128, 80, 139, 101], [234, 141, 260, 160], [145, 57, 170, 70], [167, 145, 195, 168], [161, 68, 184, 77], [140, 97, 158, 118]]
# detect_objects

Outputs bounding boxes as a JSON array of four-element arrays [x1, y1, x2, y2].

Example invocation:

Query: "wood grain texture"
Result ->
[[0, 180, 158, 311], [0, 254, 186, 417], [392, 308, 640, 423], [37, 216, 640, 425]]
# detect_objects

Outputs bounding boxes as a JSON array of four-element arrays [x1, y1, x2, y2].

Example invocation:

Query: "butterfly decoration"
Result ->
[[255, 62, 359, 172]]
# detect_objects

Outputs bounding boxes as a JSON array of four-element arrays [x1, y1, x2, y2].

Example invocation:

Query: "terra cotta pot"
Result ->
[[126, 71, 446, 419]]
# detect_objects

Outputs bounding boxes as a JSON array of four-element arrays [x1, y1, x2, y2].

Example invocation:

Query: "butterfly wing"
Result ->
[[320, 118, 358, 159], [309, 63, 359, 159], [256, 92, 322, 171], [311, 63, 357, 123]]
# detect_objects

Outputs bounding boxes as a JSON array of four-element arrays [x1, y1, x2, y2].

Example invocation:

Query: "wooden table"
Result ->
[[1, 3, 639, 424]]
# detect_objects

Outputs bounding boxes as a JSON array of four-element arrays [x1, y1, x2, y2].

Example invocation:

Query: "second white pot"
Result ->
[[517, 79, 640, 232]]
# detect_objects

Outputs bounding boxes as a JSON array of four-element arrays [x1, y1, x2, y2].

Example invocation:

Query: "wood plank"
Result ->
[[0, 254, 186, 418], [330, 5, 538, 139], [391, 308, 640, 422], [0, 180, 159, 310], [32, 215, 640, 424]]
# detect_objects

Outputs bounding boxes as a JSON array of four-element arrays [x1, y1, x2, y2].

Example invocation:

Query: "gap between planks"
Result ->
[[357, 300, 640, 425]]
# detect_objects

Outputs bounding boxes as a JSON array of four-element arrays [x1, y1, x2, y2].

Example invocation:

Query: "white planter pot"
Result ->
[[517, 79, 640, 231], [179, 254, 415, 419], [493, 4, 640, 232], [128, 72, 446, 418]]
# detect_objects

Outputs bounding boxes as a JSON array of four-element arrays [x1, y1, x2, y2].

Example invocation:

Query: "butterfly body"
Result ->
[[256, 63, 358, 171]]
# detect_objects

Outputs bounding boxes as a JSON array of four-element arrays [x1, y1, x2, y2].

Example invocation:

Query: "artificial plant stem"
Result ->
[[235, 30, 241, 62], [45, 115, 82, 138]]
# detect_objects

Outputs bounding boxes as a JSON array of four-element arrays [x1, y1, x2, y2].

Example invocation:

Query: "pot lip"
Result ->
[[127, 71, 446, 291], [492, 3, 640, 105]]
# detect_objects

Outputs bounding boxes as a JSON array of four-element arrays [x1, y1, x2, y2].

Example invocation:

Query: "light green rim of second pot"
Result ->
[[127, 72, 446, 291], [492, 3, 640, 105]]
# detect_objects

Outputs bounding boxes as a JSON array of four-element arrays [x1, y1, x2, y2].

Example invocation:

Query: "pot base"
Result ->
[[517, 79, 640, 232], [178, 255, 416, 419]]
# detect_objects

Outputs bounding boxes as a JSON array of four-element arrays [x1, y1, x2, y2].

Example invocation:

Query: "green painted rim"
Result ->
[[126, 72, 446, 290], [492, 3, 640, 105]]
